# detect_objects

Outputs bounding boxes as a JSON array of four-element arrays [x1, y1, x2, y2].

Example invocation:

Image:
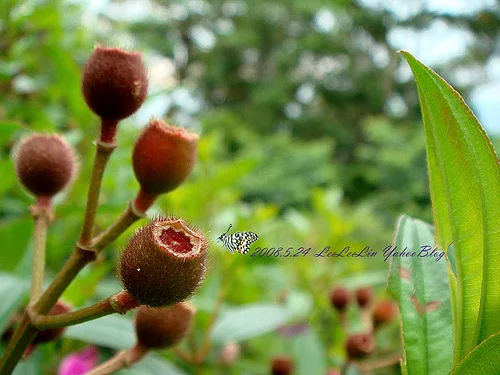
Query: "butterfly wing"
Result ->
[[236, 232, 259, 254]]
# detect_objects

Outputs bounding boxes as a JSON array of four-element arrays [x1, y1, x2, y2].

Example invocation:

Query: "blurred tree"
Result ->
[[91, 0, 499, 214]]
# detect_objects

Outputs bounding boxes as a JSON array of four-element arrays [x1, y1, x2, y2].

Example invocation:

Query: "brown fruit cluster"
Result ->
[[132, 119, 199, 210], [327, 284, 397, 366], [271, 355, 294, 375], [134, 302, 195, 350], [372, 300, 397, 327], [82, 46, 148, 122], [120, 216, 208, 307], [345, 333, 376, 359], [355, 287, 373, 308], [329, 286, 350, 312], [14, 134, 78, 199]]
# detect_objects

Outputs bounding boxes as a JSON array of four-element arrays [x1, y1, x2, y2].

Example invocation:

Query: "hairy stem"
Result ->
[[92, 201, 145, 252], [84, 345, 146, 375], [0, 249, 93, 375], [28, 291, 139, 330], [29, 197, 53, 303], [0, 315, 37, 375], [0, 137, 126, 375], [79, 140, 116, 246]]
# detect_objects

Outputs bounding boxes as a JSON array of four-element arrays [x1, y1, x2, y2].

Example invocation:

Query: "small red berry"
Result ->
[[271, 355, 294, 375], [119, 216, 208, 307], [82, 46, 148, 122], [329, 286, 350, 312], [355, 287, 373, 308], [14, 134, 78, 199], [134, 302, 195, 350], [372, 300, 397, 327], [132, 119, 199, 211], [32, 301, 72, 344], [345, 333, 375, 359]]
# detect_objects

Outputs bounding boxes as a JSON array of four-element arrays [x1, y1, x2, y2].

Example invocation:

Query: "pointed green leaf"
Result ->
[[449, 332, 500, 375], [387, 215, 452, 375], [0, 274, 29, 333], [64, 315, 135, 349], [293, 330, 326, 375], [211, 304, 291, 344], [401, 51, 500, 362]]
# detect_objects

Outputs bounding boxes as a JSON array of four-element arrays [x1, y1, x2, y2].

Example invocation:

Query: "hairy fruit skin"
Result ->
[[355, 287, 373, 308], [119, 216, 208, 307], [329, 286, 350, 312], [373, 300, 397, 327], [32, 301, 72, 344], [133, 119, 199, 197], [82, 46, 148, 121], [345, 333, 375, 359], [134, 302, 194, 350], [271, 355, 294, 375], [14, 134, 78, 198]]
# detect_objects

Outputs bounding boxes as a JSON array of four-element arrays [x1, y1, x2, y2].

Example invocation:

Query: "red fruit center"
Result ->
[[159, 228, 193, 254]]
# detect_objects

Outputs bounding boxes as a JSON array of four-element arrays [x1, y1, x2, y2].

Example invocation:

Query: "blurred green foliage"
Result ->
[[0, 0, 499, 374]]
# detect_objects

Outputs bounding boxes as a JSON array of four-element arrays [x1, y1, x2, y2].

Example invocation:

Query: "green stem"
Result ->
[[92, 201, 145, 252], [84, 345, 146, 375], [29, 198, 53, 304], [0, 250, 93, 375], [28, 291, 139, 330], [0, 140, 148, 375], [0, 315, 38, 375], [35, 250, 95, 314], [79, 141, 116, 246]]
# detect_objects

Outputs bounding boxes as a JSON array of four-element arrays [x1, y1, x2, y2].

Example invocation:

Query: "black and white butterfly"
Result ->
[[217, 224, 258, 254]]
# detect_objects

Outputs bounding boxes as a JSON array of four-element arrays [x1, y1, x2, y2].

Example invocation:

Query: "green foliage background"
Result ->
[[0, 0, 499, 374]]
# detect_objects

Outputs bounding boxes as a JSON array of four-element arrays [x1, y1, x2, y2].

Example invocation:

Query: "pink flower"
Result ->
[[58, 346, 99, 375]]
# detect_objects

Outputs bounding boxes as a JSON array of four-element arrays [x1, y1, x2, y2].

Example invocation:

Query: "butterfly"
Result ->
[[217, 224, 258, 254]]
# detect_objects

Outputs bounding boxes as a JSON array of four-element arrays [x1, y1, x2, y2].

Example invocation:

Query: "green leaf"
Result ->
[[0, 121, 25, 147], [64, 315, 135, 350], [449, 332, 500, 375], [11, 348, 42, 375], [116, 354, 187, 375], [0, 160, 16, 196], [293, 330, 326, 375], [211, 304, 291, 344], [387, 215, 452, 375], [401, 51, 500, 362], [0, 274, 29, 333], [0, 218, 33, 273]]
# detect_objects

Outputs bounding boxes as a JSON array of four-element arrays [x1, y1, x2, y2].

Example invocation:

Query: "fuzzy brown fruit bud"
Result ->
[[119, 216, 208, 307], [345, 333, 375, 359], [132, 119, 199, 210], [329, 286, 350, 312], [355, 287, 373, 308], [372, 300, 397, 327], [14, 134, 78, 198], [32, 301, 72, 344], [82, 46, 148, 122], [134, 302, 195, 350], [271, 355, 294, 375]]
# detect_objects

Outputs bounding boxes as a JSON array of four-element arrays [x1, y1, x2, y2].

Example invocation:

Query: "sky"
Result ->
[[85, 0, 500, 136]]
